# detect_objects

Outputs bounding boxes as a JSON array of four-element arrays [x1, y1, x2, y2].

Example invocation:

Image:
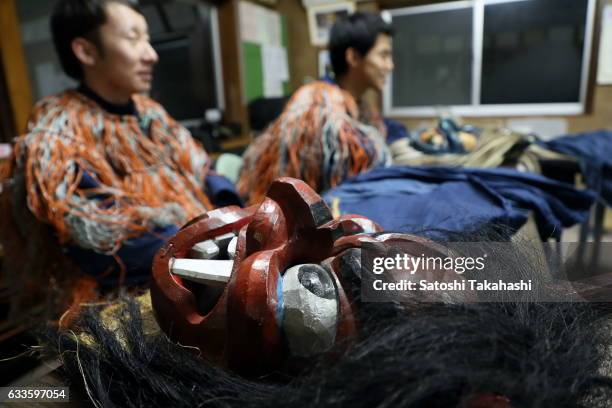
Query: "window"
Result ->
[[384, 0, 596, 117]]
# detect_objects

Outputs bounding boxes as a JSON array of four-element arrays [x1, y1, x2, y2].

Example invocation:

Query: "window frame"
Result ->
[[383, 0, 597, 117]]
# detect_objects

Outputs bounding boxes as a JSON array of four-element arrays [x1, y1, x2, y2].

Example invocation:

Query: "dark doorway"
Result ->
[[0, 53, 16, 143]]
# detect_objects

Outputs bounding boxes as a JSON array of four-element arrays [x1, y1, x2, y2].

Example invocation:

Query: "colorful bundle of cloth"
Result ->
[[411, 118, 479, 155], [237, 81, 391, 203]]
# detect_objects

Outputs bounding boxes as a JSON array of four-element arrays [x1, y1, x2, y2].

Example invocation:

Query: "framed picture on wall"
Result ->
[[307, 2, 355, 46]]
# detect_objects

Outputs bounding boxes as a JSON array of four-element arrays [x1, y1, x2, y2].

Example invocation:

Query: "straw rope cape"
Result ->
[[237, 81, 391, 204], [12, 90, 213, 254]]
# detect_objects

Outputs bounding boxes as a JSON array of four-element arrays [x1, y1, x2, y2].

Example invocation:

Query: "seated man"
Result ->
[[237, 12, 395, 204], [7, 0, 237, 288]]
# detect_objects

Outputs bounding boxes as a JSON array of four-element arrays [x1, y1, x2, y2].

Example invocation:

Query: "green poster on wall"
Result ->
[[239, 1, 290, 103], [242, 42, 264, 103]]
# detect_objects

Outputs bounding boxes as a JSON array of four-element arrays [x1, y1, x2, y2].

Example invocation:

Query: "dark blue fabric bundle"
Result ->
[[543, 130, 612, 206], [323, 166, 595, 240], [383, 118, 409, 145]]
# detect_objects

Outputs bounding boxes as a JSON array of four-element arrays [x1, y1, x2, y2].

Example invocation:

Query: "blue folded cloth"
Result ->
[[543, 130, 612, 206], [324, 166, 595, 240]]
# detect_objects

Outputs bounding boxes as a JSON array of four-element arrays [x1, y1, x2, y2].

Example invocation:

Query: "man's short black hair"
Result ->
[[329, 12, 393, 78], [51, 0, 138, 80]]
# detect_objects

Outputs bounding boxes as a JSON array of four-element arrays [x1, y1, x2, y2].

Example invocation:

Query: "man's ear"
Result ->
[[71, 37, 98, 67], [345, 47, 362, 69]]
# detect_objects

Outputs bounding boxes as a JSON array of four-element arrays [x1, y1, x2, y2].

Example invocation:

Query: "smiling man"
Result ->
[[330, 12, 395, 105], [237, 12, 395, 204], [7, 0, 237, 288], [55, 0, 159, 107]]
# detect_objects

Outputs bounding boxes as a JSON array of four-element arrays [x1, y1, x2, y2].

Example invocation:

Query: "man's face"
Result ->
[[92, 2, 158, 94], [356, 34, 394, 92]]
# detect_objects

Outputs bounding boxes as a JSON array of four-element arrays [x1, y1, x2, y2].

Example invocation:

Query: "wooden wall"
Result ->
[[217, 0, 246, 127], [0, 0, 33, 135], [276, 0, 318, 89]]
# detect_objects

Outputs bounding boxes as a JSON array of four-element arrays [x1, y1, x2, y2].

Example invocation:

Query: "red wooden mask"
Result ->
[[151, 178, 387, 373], [150, 178, 515, 407]]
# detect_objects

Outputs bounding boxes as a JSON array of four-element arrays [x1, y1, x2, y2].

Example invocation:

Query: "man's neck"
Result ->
[[82, 76, 132, 105], [78, 81, 137, 116], [337, 74, 367, 102]]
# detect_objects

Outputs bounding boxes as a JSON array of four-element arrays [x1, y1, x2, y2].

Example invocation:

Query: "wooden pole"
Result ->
[[0, 0, 33, 134]]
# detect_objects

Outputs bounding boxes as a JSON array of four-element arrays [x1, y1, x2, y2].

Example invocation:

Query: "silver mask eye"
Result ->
[[281, 264, 339, 357]]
